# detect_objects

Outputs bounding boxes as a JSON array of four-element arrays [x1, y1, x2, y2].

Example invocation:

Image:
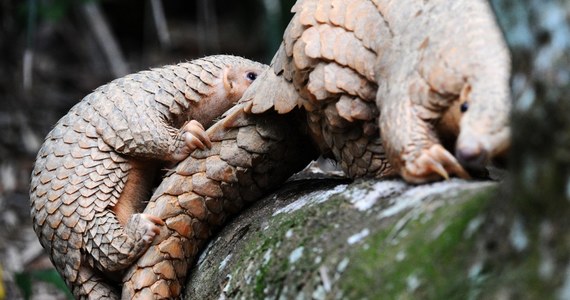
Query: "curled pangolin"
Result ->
[[29, 55, 266, 299]]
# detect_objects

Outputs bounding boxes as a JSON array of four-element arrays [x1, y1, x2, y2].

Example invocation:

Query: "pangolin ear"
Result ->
[[222, 68, 234, 93]]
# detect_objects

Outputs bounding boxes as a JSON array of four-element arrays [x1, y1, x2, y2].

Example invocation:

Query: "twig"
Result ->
[[149, 0, 171, 49], [81, 2, 129, 77], [197, 0, 220, 54], [23, 0, 37, 91]]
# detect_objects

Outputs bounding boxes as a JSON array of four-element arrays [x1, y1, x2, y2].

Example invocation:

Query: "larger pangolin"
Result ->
[[29, 55, 266, 299], [242, 0, 511, 183]]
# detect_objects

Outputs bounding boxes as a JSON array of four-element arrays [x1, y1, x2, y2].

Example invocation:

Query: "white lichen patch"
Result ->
[[278, 287, 290, 300], [348, 180, 407, 211], [285, 229, 294, 239], [406, 273, 421, 292], [378, 180, 487, 220], [219, 254, 233, 271], [222, 274, 233, 295], [289, 246, 304, 264], [312, 285, 327, 300], [468, 262, 483, 280], [396, 251, 406, 262], [336, 258, 350, 273], [464, 216, 484, 238], [315, 256, 322, 264], [419, 212, 434, 224], [430, 223, 447, 240], [347, 228, 370, 245], [262, 248, 273, 266], [273, 184, 348, 216], [244, 261, 256, 285], [196, 241, 214, 270]]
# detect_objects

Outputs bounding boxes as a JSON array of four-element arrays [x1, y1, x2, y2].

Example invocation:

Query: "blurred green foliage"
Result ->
[[0, 265, 5, 300], [20, 0, 94, 22], [15, 269, 73, 300]]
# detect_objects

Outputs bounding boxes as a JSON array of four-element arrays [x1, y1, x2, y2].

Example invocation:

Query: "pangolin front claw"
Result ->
[[170, 120, 213, 161], [402, 144, 470, 183], [127, 213, 164, 244]]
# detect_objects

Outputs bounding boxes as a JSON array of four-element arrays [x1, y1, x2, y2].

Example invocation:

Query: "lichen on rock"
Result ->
[[184, 178, 497, 299]]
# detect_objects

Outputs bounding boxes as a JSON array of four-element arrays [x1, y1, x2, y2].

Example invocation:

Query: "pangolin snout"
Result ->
[[455, 126, 510, 170], [455, 140, 488, 169]]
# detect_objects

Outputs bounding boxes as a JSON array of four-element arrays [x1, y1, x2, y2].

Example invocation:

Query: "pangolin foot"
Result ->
[[172, 120, 212, 161], [128, 213, 165, 244], [402, 144, 470, 183]]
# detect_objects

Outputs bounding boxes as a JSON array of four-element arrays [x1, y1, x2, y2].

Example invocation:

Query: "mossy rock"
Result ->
[[184, 178, 556, 299]]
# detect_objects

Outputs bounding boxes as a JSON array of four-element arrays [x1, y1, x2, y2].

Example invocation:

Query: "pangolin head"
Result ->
[[454, 74, 512, 170]]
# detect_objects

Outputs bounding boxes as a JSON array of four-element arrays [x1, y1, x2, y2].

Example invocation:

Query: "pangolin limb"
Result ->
[[29, 55, 267, 299]]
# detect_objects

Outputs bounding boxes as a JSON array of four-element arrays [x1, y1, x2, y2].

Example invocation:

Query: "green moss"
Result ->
[[230, 187, 362, 298], [341, 187, 495, 299], [230, 196, 328, 298], [253, 262, 269, 297]]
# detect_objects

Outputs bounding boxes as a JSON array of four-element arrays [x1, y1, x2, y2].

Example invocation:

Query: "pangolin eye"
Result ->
[[246, 72, 257, 81], [460, 102, 469, 113]]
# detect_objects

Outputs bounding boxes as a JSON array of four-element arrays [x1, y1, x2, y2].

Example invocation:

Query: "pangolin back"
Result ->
[[242, 0, 399, 178]]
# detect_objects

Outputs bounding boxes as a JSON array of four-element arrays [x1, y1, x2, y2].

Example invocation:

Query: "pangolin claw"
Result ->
[[129, 213, 164, 244], [402, 144, 470, 183], [183, 120, 211, 149]]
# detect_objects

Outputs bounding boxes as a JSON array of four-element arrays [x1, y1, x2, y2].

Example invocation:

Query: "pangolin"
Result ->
[[29, 55, 267, 299], [121, 104, 317, 299], [242, 0, 511, 183]]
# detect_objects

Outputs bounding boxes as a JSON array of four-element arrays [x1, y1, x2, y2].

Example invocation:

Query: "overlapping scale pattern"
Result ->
[[30, 55, 266, 300], [243, 0, 395, 179], [122, 105, 317, 299]]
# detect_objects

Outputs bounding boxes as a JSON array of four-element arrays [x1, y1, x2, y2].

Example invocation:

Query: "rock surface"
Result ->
[[184, 177, 500, 299]]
